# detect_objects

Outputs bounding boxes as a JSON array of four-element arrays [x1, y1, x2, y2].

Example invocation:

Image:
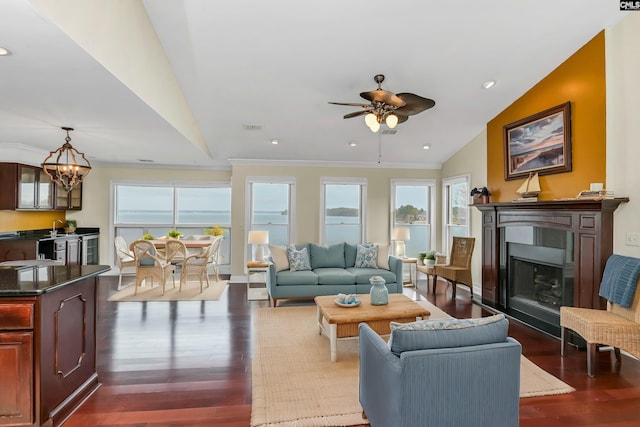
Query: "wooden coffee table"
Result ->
[[314, 294, 431, 362]]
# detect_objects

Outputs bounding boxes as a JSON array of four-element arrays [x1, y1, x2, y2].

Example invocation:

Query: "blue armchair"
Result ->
[[359, 314, 521, 427]]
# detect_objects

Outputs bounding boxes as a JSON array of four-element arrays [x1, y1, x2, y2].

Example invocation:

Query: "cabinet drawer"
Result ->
[[55, 240, 66, 251], [0, 303, 35, 330]]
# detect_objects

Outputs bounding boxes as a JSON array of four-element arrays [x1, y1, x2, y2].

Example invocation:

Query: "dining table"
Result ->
[[149, 239, 213, 249]]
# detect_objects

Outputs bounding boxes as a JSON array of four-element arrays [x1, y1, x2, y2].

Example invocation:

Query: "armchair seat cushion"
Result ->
[[388, 313, 508, 355], [276, 270, 318, 286], [314, 268, 356, 285]]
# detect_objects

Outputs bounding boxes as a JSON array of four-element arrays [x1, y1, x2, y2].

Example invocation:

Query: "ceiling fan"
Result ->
[[329, 74, 435, 132]]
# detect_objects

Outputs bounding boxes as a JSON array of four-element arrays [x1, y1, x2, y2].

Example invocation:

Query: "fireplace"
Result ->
[[505, 228, 574, 336], [475, 198, 628, 338]]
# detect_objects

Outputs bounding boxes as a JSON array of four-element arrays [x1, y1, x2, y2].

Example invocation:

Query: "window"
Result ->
[[321, 178, 366, 245], [112, 181, 232, 271], [246, 177, 295, 260], [442, 175, 470, 255], [391, 180, 436, 257]]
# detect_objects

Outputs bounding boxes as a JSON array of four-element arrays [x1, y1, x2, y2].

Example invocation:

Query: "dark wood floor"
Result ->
[[64, 276, 640, 426]]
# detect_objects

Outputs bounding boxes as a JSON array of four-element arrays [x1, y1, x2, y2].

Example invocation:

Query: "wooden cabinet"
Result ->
[[0, 302, 35, 426], [53, 183, 82, 210], [65, 238, 79, 265], [0, 241, 37, 263], [0, 163, 82, 211], [0, 163, 53, 210]]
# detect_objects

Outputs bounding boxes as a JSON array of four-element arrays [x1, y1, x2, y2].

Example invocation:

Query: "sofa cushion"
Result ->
[[345, 243, 358, 268], [376, 243, 390, 270], [287, 246, 312, 272], [388, 314, 508, 355], [355, 244, 378, 268], [269, 245, 289, 272], [309, 243, 345, 269], [346, 267, 396, 284], [276, 270, 318, 286], [314, 268, 356, 285]]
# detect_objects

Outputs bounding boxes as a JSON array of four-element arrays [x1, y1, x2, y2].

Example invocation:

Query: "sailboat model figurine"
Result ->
[[514, 172, 541, 202]]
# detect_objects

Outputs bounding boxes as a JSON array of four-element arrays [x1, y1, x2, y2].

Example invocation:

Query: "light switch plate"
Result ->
[[625, 232, 640, 246]]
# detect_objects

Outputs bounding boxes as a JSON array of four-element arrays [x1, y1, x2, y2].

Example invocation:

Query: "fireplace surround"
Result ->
[[475, 198, 628, 337]]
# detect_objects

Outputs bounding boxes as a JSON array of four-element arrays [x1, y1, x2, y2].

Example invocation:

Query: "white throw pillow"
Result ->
[[376, 243, 390, 270], [269, 245, 289, 272]]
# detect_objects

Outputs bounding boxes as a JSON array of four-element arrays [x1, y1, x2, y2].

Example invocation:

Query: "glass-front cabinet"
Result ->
[[54, 183, 82, 210], [18, 165, 53, 210]]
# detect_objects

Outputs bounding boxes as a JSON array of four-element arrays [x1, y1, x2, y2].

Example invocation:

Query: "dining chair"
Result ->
[[433, 237, 475, 299], [115, 236, 136, 290], [180, 236, 222, 293], [163, 239, 188, 286], [207, 235, 224, 282], [130, 239, 174, 295]]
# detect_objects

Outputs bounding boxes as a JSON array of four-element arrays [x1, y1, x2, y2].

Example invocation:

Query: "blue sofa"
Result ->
[[359, 314, 521, 427], [267, 242, 403, 306]]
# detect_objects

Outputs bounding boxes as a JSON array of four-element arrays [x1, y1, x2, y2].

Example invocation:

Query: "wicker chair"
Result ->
[[130, 240, 174, 295], [163, 239, 188, 286], [560, 276, 640, 377], [433, 237, 475, 298], [115, 236, 136, 290], [180, 236, 223, 292]]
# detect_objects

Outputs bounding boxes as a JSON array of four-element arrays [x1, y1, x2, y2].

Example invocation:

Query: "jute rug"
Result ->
[[251, 300, 575, 427], [107, 279, 228, 302]]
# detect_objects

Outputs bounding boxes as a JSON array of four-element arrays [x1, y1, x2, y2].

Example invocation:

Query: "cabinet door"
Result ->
[[38, 172, 53, 209], [66, 238, 80, 265], [17, 166, 36, 209], [54, 183, 82, 210], [0, 332, 34, 426]]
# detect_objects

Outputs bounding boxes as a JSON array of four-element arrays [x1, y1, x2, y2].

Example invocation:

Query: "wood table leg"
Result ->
[[317, 306, 322, 335]]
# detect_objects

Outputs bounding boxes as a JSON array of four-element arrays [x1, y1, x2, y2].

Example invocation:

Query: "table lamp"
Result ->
[[248, 230, 269, 262], [392, 227, 410, 258]]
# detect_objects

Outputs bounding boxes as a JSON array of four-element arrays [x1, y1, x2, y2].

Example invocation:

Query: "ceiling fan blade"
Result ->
[[395, 114, 409, 124], [329, 101, 370, 107], [343, 110, 369, 119], [359, 89, 406, 107], [394, 93, 436, 115]]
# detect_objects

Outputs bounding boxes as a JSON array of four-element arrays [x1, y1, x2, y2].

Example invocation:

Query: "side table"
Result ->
[[402, 257, 417, 287], [247, 263, 270, 302]]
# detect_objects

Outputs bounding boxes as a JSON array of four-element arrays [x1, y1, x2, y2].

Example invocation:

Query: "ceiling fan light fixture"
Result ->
[[368, 120, 380, 133], [386, 114, 398, 129], [365, 113, 377, 128]]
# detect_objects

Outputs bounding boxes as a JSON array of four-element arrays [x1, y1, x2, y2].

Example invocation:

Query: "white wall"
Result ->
[[606, 13, 640, 258], [440, 129, 487, 295]]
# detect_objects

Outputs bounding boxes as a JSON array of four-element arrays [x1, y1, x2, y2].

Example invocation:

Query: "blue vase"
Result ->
[[369, 277, 389, 305]]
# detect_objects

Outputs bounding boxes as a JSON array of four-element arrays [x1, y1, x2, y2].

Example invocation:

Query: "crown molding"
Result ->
[[228, 158, 441, 170]]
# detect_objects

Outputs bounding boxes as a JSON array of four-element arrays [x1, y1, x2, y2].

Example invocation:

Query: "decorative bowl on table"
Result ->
[[335, 293, 360, 307]]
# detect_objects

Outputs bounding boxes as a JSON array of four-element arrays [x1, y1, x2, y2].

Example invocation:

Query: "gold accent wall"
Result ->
[[487, 31, 606, 201]]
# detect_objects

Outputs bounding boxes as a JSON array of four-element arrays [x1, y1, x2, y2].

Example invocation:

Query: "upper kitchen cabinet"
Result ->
[[0, 163, 82, 211], [54, 182, 82, 210]]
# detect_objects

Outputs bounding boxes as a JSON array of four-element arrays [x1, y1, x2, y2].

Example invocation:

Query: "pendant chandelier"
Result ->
[[42, 127, 91, 192]]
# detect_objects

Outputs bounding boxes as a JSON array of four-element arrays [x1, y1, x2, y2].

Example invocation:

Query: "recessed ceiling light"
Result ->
[[349, 141, 357, 147], [138, 159, 154, 163], [270, 139, 279, 145], [423, 145, 430, 150], [0, 47, 10, 56], [482, 80, 496, 89]]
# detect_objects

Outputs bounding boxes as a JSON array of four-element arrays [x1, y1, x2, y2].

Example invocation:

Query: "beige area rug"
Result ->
[[251, 300, 575, 427], [107, 279, 228, 302]]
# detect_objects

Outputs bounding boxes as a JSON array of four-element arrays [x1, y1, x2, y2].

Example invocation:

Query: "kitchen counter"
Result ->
[[0, 227, 100, 242], [0, 263, 108, 426], [0, 264, 110, 296]]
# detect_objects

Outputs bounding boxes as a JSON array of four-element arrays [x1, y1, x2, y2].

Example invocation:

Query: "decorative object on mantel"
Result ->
[[470, 186, 491, 204], [576, 189, 615, 200], [42, 127, 91, 192], [504, 102, 572, 180], [513, 172, 541, 202]]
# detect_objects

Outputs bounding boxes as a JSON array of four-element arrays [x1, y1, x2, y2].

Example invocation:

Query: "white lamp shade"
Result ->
[[248, 230, 269, 244], [365, 113, 378, 128], [392, 227, 410, 241]]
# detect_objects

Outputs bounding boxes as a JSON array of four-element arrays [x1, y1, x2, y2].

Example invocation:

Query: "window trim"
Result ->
[[320, 177, 367, 245], [390, 179, 437, 255], [441, 174, 471, 256], [245, 176, 296, 262]]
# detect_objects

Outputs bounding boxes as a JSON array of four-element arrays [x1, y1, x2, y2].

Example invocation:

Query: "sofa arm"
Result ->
[[388, 255, 403, 289], [359, 324, 402, 423], [267, 262, 277, 296]]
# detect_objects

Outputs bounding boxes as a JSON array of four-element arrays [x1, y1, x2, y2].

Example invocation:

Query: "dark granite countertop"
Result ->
[[0, 264, 110, 296], [0, 227, 100, 242]]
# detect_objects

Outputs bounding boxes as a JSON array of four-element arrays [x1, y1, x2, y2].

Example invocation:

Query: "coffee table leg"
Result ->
[[317, 306, 323, 335], [329, 323, 337, 362]]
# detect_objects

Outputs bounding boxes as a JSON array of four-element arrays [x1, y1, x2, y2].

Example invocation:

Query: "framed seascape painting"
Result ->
[[503, 102, 572, 180]]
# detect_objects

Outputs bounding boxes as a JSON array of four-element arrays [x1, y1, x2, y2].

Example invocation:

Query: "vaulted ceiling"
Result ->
[[0, 1, 627, 169]]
